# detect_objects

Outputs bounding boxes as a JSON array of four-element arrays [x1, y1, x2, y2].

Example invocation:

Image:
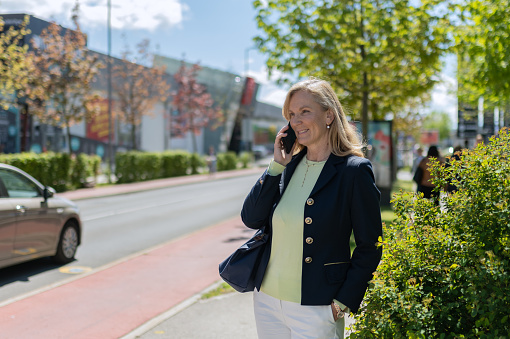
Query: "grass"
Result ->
[[382, 170, 415, 226], [392, 178, 414, 195], [201, 282, 234, 300], [381, 205, 396, 226]]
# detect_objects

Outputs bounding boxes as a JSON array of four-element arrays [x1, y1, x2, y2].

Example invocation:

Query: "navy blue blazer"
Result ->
[[241, 149, 382, 313]]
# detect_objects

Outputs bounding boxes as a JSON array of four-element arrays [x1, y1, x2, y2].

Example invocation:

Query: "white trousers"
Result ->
[[253, 290, 345, 339]]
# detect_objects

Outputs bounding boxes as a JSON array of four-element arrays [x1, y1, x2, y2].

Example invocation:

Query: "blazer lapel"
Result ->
[[309, 154, 348, 196]]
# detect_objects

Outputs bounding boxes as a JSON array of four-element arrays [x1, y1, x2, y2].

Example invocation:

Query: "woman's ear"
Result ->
[[326, 110, 334, 125]]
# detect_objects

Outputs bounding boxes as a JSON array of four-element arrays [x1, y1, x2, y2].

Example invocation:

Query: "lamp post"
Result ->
[[107, 0, 113, 182], [244, 46, 256, 76]]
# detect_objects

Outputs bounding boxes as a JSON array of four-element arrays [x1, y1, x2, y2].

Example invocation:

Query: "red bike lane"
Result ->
[[0, 217, 251, 339]]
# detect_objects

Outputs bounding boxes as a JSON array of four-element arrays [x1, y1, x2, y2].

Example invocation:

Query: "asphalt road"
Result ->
[[0, 173, 260, 303]]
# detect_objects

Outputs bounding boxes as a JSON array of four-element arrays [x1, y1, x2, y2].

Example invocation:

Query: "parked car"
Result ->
[[0, 164, 82, 269], [252, 145, 268, 160]]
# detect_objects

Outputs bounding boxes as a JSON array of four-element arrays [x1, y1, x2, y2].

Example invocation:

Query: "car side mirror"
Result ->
[[43, 186, 55, 201]]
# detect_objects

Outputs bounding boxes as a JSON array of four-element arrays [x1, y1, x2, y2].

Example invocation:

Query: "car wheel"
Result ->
[[53, 221, 79, 264]]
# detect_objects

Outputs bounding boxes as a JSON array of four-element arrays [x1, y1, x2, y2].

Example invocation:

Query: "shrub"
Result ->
[[189, 153, 205, 174], [0, 152, 98, 191], [217, 151, 238, 171], [349, 129, 510, 338], [161, 151, 189, 177], [239, 152, 253, 169], [70, 153, 92, 188]]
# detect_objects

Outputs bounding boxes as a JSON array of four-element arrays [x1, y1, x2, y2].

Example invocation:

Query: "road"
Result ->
[[0, 173, 260, 303]]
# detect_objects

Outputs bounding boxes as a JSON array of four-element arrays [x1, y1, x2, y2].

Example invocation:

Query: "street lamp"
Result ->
[[107, 0, 113, 182], [244, 46, 257, 76]]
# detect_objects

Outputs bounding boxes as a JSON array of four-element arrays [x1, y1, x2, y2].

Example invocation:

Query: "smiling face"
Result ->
[[288, 90, 333, 151]]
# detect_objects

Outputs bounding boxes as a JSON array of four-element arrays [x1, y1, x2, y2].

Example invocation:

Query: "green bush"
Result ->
[[0, 152, 99, 191], [70, 153, 91, 188], [161, 151, 189, 177], [349, 129, 510, 338], [239, 152, 253, 169], [217, 152, 238, 171], [116, 150, 196, 183], [189, 153, 205, 174]]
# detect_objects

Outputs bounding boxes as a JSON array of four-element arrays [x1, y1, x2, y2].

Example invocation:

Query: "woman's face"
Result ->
[[288, 90, 332, 149]]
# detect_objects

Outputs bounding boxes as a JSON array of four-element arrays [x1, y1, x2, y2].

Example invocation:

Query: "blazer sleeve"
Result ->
[[336, 159, 383, 312], [241, 169, 282, 229]]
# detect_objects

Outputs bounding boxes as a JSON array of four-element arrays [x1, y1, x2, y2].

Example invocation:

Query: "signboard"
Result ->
[[420, 130, 439, 145], [354, 120, 393, 189], [86, 98, 113, 143]]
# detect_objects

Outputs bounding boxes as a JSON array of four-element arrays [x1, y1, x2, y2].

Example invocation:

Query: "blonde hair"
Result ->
[[282, 78, 364, 157]]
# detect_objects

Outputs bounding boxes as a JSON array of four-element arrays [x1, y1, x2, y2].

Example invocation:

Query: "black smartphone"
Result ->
[[281, 123, 297, 154]]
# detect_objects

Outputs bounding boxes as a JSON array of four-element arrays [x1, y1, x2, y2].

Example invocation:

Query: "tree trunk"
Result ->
[[67, 124, 73, 154], [131, 123, 137, 150], [362, 71, 369, 140], [190, 115, 197, 153], [20, 103, 29, 152], [359, 2, 369, 140]]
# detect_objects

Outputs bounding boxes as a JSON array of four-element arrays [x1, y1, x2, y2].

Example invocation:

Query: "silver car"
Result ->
[[0, 163, 82, 269]]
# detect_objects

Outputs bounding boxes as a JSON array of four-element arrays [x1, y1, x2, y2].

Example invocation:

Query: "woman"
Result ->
[[241, 78, 382, 339], [417, 145, 442, 204]]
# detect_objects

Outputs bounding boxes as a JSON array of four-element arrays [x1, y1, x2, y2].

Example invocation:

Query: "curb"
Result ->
[[58, 167, 264, 201]]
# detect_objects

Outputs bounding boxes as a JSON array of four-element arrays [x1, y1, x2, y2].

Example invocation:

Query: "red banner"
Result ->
[[420, 130, 439, 145], [86, 98, 113, 143], [241, 77, 256, 106]]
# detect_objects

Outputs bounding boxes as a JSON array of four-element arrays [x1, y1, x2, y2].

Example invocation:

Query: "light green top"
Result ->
[[261, 156, 326, 303]]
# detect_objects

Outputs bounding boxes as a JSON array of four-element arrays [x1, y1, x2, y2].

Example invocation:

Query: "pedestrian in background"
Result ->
[[412, 147, 424, 175], [207, 145, 217, 175], [241, 78, 382, 339], [416, 145, 442, 204]]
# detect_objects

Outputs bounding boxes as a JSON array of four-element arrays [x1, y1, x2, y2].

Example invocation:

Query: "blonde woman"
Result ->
[[241, 78, 382, 338]]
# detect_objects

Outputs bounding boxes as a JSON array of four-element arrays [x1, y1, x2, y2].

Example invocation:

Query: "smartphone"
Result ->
[[281, 123, 297, 154]]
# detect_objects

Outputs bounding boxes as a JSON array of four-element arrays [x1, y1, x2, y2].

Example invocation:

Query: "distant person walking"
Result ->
[[241, 78, 382, 339], [416, 145, 442, 204], [412, 147, 424, 174], [207, 146, 217, 175]]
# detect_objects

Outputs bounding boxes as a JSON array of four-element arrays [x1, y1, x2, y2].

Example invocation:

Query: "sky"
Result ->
[[0, 0, 457, 125]]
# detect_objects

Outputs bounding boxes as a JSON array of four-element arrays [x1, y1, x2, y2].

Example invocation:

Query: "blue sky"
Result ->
[[0, 0, 457, 123]]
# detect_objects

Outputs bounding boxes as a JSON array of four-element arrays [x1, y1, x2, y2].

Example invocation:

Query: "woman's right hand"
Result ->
[[274, 124, 296, 167]]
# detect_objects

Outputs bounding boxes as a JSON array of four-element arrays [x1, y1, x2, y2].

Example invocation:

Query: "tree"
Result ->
[[112, 39, 170, 150], [24, 5, 103, 154], [0, 16, 32, 109], [456, 0, 510, 101], [253, 0, 451, 138], [455, 0, 510, 127], [171, 61, 223, 153], [423, 111, 452, 141]]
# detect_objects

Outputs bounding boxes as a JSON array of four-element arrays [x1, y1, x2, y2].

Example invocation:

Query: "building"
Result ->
[[0, 13, 261, 158]]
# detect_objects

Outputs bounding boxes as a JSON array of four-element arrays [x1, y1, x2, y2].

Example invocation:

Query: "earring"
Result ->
[[327, 124, 330, 129]]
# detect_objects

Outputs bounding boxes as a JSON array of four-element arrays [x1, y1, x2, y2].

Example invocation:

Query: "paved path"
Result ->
[[0, 217, 251, 338]]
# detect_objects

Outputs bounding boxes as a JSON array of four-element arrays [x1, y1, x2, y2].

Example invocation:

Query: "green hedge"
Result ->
[[350, 129, 510, 338], [115, 151, 243, 183], [0, 152, 100, 192], [115, 151, 209, 183], [217, 151, 238, 171]]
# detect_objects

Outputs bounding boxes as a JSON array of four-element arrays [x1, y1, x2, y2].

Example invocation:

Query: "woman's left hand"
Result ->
[[331, 303, 339, 322]]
